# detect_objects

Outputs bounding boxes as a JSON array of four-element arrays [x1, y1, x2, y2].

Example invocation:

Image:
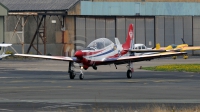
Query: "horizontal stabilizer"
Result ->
[[114, 38, 121, 45], [0, 44, 12, 47], [0, 54, 11, 58]]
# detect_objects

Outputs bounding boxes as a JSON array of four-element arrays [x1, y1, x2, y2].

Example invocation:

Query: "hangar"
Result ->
[[0, 0, 200, 56]]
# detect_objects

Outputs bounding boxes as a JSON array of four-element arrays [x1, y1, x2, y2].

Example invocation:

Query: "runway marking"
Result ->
[[41, 105, 71, 109], [0, 77, 22, 79], [39, 103, 92, 110], [0, 108, 14, 111]]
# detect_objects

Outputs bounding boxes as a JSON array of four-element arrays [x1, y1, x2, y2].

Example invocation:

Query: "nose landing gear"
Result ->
[[68, 62, 85, 80]]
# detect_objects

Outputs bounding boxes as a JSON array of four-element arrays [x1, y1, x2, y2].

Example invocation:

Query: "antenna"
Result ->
[[181, 38, 186, 44]]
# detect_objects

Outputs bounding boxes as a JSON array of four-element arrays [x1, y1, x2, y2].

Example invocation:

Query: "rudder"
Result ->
[[122, 24, 134, 50]]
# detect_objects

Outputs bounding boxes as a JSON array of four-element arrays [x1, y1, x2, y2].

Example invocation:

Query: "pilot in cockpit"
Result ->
[[96, 42, 104, 49]]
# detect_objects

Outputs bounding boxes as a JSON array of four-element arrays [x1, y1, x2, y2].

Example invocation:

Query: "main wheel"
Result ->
[[69, 70, 75, 79], [172, 56, 177, 60], [127, 70, 132, 79], [79, 73, 84, 80], [183, 55, 188, 59]]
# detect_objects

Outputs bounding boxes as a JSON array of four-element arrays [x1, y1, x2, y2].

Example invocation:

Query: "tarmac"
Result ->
[[0, 56, 200, 111]]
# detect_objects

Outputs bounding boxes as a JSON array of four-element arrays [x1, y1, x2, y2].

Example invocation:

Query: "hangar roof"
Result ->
[[0, 0, 79, 11]]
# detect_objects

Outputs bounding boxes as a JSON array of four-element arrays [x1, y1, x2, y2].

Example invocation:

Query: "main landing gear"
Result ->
[[183, 55, 188, 59], [126, 62, 134, 79], [68, 62, 84, 80], [69, 70, 75, 79]]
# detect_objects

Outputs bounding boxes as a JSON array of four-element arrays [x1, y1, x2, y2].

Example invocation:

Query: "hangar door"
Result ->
[[117, 17, 155, 48], [75, 16, 155, 50], [75, 17, 115, 50], [0, 17, 3, 42]]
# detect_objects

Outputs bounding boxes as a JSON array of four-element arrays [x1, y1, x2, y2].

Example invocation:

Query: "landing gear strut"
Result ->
[[79, 73, 84, 80], [68, 62, 76, 79]]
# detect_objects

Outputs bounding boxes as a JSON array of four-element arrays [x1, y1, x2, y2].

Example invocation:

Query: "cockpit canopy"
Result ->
[[86, 38, 113, 50], [134, 44, 147, 49]]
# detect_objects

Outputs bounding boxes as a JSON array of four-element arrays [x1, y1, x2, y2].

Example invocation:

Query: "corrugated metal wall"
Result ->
[[0, 17, 3, 42], [116, 18, 126, 43], [193, 17, 200, 55], [165, 16, 174, 46], [75, 17, 86, 50], [155, 16, 165, 46], [155, 16, 198, 55], [96, 18, 106, 38], [106, 17, 115, 42], [145, 17, 154, 47], [86, 17, 95, 46], [174, 17, 183, 45], [183, 16, 192, 45], [136, 18, 145, 44]]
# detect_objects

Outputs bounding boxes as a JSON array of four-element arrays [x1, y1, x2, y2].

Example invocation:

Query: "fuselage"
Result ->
[[74, 38, 128, 69]]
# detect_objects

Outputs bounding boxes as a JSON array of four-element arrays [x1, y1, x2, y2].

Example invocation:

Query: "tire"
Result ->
[[69, 70, 75, 79], [127, 70, 132, 79], [79, 73, 84, 80]]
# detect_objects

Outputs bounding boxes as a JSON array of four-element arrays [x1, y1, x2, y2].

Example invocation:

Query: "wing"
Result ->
[[0, 54, 11, 58], [180, 46, 200, 51], [0, 44, 12, 47], [15, 54, 76, 61], [128, 49, 167, 53], [102, 52, 187, 65]]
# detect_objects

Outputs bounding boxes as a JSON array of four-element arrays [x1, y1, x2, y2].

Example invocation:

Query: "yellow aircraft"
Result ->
[[155, 38, 200, 59]]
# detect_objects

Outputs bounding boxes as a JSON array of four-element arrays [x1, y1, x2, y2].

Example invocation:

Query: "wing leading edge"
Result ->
[[177, 46, 200, 51], [15, 54, 75, 61], [102, 52, 187, 65]]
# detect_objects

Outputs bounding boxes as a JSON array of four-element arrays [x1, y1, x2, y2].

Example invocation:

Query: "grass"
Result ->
[[58, 104, 200, 112], [142, 64, 200, 73]]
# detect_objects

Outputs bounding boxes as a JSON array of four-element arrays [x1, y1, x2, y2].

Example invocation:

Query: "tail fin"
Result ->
[[156, 43, 160, 50], [122, 24, 134, 50]]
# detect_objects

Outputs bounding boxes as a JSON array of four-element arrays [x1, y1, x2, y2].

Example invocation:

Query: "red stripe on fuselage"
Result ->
[[82, 49, 104, 56]]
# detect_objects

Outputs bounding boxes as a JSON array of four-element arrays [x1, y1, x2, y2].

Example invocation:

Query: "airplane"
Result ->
[[130, 43, 160, 56], [155, 38, 200, 59], [15, 24, 187, 80], [0, 43, 12, 59]]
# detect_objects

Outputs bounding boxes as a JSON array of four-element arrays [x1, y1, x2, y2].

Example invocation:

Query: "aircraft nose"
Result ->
[[74, 50, 83, 58]]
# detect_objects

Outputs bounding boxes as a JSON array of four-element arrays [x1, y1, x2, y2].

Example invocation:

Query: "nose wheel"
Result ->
[[79, 73, 84, 80]]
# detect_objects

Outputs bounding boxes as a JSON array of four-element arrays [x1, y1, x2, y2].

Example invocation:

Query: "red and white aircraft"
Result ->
[[15, 24, 186, 80]]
